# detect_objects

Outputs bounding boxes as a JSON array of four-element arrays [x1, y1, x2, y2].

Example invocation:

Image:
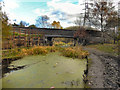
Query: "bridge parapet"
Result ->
[[13, 27, 76, 38]]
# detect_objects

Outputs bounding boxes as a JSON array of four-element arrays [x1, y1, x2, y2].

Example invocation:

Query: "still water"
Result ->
[[2, 52, 87, 88]]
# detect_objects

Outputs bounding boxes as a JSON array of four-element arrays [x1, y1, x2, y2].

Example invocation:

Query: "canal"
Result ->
[[2, 52, 87, 88]]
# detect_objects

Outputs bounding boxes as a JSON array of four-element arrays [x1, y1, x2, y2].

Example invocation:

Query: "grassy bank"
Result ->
[[85, 44, 118, 55]]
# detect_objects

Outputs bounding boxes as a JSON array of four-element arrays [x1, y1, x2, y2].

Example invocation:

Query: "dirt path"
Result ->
[[84, 47, 120, 89]]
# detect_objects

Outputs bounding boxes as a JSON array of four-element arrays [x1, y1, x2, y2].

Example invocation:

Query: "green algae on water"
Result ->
[[2, 52, 87, 88]]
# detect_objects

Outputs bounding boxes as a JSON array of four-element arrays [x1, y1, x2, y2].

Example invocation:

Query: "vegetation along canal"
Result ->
[[1, 52, 87, 88]]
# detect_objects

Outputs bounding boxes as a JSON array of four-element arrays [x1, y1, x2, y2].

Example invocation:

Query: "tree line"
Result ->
[[12, 15, 63, 29], [73, 0, 120, 45]]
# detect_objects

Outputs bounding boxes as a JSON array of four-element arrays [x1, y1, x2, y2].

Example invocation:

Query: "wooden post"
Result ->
[[19, 28, 21, 48], [29, 28, 31, 47], [36, 30, 37, 46], [29, 29, 31, 47], [32, 30, 34, 46], [25, 29, 27, 47], [9, 36, 12, 49], [43, 34, 45, 46], [28, 28, 30, 47], [34, 30, 36, 46], [7, 38, 9, 49], [38, 31, 40, 46], [19, 28, 21, 38], [30, 29, 33, 47], [13, 28, 15, 48]]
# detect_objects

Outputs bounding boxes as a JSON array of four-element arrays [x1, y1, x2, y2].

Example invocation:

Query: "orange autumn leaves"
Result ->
[[51, 21, 63, 29], [19, 46, 56, 56], [19, 46, 89, 59], [61, 47, 89, 59]]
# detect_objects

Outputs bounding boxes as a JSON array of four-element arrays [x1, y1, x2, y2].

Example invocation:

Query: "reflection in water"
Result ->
[[2, 52, 87, 88]]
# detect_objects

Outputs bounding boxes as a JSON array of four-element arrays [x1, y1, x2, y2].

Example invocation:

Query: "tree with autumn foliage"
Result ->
[[88, 0, 117, 43], [105, 14, 118, 44], [1, 2, 12, 49], [51, 21, 63, 29], [2, 11, 12, 41]]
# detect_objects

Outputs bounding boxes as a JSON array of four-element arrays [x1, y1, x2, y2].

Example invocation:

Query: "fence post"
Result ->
[[13, 27, 15, 48], [28, 28, 30, 47], [25, 29, 27, 47], [38, 31, 40, 46], [19, 28, 21, 47], [30, 29, 33, 47]]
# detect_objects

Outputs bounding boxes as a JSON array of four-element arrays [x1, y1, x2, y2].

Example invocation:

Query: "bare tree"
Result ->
[[36, 15, 50, 28], [74, 0, 92, 28], [19, 21, 29, 27], [87, 0, 117, 43], [74, 15, 83, 28]]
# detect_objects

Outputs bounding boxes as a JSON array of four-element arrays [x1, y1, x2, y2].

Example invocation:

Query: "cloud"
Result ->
[[33, 8, 46, 16], [45, 0, 85, 27], [2, 0, 20, 23], [51, 10, 65, 16], [33, 0, 84, 27], [3, 0, 119, 28], [2, 0, 84, 27], [2, 0, 19, 11], [51, 10, 68, 21], [33, 8, 74, 27], [47, 0, 84, 15]]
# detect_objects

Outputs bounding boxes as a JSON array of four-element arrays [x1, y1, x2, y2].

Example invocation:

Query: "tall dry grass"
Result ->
[[19, 46, 57, 56], [61, 47, 89, 59], [3, 46, 89, 60]]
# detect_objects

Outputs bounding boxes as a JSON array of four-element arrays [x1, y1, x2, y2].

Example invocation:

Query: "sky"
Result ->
[[1, 0, 120, 28]]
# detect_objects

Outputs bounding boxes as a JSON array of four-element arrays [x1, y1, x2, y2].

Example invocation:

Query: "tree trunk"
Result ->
[[101, 12, 104, 44], [114, 38, 116, 44]]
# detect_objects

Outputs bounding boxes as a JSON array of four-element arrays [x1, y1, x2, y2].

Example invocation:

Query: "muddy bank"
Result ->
[[84, 47, 120, 89], [2, 57, 22, 68], [1, 57, 23, 77], [82, 57, 89, 87]]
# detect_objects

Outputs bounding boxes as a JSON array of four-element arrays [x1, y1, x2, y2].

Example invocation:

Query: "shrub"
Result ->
[[2, 46, 89, 60], [19, 46, 49, 56], [45, 46, 56, 52], [61, 47, 89, 59], [54, 41, 66, 46], [2, 48, 20, 58], [18, 46, 58, 57], [33, 46, 48, 55]]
